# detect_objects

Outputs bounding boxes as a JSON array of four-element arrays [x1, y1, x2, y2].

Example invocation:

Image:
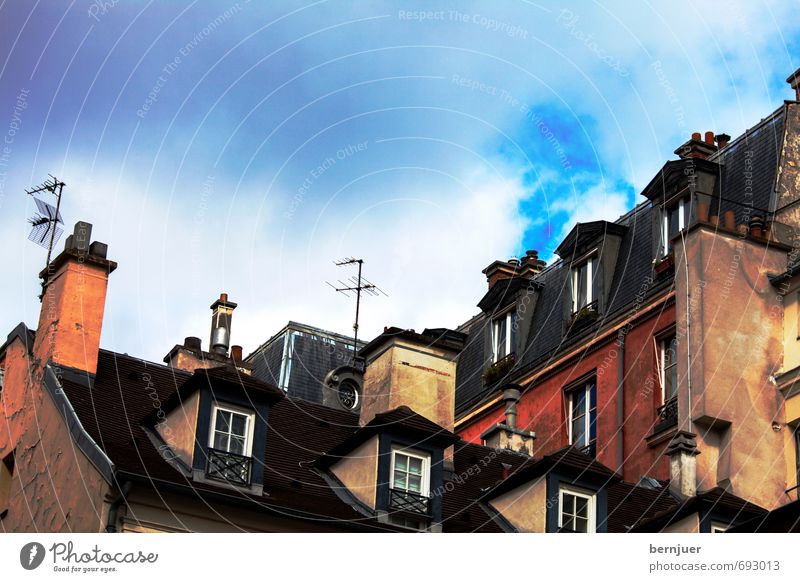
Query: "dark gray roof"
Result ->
[[456, 104, 787, 414]]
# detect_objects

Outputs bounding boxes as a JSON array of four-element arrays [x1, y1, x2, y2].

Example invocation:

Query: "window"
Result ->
[[337, 380, 359, 410], [209, 403, 255, 457], [660, 333, 678, 403], [558, 485, 595, 533], [568, 381, 597, 456], [491, 309, 517, 362], [571, 257, 597, 313], [0, 452, 14, 518], [661, 197, 689, 256], [389, 447, 431, 516]]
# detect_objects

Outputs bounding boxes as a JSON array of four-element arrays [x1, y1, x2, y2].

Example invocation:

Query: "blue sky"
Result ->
[[1, 1, 798, 362]]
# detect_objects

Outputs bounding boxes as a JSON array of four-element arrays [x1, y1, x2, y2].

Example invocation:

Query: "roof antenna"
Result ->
[[25, 175, 66, 269], [326, 257, 387, 363]]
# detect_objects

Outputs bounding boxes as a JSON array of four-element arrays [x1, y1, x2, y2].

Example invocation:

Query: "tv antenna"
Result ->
[[326, 257, 387, 360], [25, 175, 65, 268]]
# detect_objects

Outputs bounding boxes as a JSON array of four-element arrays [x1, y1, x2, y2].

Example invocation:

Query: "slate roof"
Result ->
[[456, 104, 788, 414]]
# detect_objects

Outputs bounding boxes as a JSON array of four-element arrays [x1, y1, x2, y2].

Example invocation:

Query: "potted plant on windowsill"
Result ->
[[571, 304, 598, 328], [482, 353, 515, 386]]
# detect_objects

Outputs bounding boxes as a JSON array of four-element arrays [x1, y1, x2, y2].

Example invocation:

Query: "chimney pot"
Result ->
[[704, 131, 715, 145], [184, 336, 201, 351], [89, 241, 108, 258], [231, 345, 243, 362], [715, 133, 731, 149], [691, 132, 702, 141], [219, 293, 228, 302]]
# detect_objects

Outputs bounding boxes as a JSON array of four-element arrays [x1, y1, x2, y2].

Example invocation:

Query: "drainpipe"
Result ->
[[105, 481, 132, 533], [616, 333, 625, 474]]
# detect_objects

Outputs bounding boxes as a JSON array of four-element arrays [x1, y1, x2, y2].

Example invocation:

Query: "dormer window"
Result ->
[[491, 309, 517, 362], [571, 256, 597, 314], [661, 196, 689, 256], [558, 485, 596, 533], [389, 446, 431, 517], [207, 402, 255, 486]]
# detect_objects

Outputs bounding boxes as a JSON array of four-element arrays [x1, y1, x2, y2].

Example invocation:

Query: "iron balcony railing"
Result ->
[[657, 396, 679, 427], [206, 448, 252, 486], [389, 488, 431, 516]]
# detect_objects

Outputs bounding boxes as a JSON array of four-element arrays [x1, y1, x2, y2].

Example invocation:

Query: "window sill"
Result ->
[[192, 469, 264, 496]]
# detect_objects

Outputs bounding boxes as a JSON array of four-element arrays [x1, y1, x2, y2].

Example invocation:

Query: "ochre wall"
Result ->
[[330, 435, 379, 509], [157, 390, 201, 467], [663, 513, 700, 533], [488, 477, 547, 532]]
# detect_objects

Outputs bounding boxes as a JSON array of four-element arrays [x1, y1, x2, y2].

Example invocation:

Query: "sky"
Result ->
[[0, 0, 798, 363]]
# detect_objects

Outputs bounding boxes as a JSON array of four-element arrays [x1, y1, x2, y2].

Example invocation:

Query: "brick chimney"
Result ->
[[674, 131, 718, 160], [482, 249, 545, 289], [480, 386, 536, 455], [788, 67, 800, 101], [33, 221, 116, 375]]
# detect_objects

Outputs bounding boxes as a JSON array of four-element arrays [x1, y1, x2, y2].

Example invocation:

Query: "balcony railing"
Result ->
[[206, 448, 252, 486], [655, 396, 678, 431], [389, 488, 431, 516]]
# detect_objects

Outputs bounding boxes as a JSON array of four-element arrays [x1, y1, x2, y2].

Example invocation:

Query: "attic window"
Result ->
[[571, 256, 597, 314], [338, 379, 359, 410], [491, 308, 517, 362], [558, 485, 595, 533], [389, 447, 431, 516], [206, 403, 255, 486], [661, 197, 689, 256]]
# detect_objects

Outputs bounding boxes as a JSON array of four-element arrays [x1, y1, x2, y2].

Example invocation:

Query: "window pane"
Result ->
[[577, 263, 588, 310], [408, 457, 423, 475], [576, 496, 588, 517], [408, 475, 422, 493], [562, 516, 575, 531], [229, 436, 246, 455], [216, 410, 231, 433], [393, 471, 407, 490], [572, 391, 586, 417], [496, 317, 507, 359], [213, 432, 228, 451], [574, 516, 589, 533], [231, 413, 247, 437], [395, 454, 408, 472]]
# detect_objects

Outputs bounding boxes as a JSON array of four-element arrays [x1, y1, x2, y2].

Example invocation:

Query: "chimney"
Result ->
[[209, 293, 237, 356], [33, 221, 117, 375], [787, 67, 800, 101], [715, 133, 731, 150], [479, 386, 536, 455], [520, 249, 546, 278], [666, 431, 699, 498], [674, 131, 718, 160], [359, 327, 465, 431]]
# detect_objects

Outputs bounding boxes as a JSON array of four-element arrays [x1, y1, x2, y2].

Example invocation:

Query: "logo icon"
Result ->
[[20, 542, 46, 570]]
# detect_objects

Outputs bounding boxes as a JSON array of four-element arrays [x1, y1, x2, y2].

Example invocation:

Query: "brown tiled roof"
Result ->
[[605, 481, 679, 532]]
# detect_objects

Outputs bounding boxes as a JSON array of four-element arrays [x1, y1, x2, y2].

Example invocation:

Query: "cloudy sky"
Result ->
[[0, 1, 798, 363]]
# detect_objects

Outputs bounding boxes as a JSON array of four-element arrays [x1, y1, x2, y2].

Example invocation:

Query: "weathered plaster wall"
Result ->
[[330, 435, 379, 509], [663, 513, 700, 533], [675, 226, 789, 509], [157, 390, 201, 467], [0, 339, 109, 532], [488, 476, 547, 532]]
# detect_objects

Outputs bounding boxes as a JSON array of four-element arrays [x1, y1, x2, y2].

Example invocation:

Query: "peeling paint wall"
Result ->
[[0, 339, 109, 532], [488, 476, 547, 532]]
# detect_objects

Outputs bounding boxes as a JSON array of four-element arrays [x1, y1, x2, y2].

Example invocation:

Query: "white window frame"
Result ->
[[571, 255, 596, 314], [567, 382, 596, 449], [491, 308, 517, 362], [661, 197, 688, 256], [389, 446, 431, 497], [710, 522, 729, 533], [209, 402, 256, 457], [659, 332, 678, 404], [558, 485, 596, 533]]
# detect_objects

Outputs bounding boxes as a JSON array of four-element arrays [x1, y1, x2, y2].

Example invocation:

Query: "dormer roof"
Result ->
[[554, 220, 628, 259]]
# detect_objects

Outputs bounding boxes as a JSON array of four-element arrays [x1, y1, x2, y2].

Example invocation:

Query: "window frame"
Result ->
[[208, 402, 256, 458], [659, 331, 678, 404], [570, 254, 597, 314], [389, 446, 431, 498], [491, 307, 518, 362], [558, 485, 596, 533], [567, 380, 597, 453], [710, 522, 729, 533], [661, 196, 689, 256]]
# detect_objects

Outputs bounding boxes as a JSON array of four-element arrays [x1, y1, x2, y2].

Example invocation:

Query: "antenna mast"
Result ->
[[25, 175, 66, 268], [327, 257, 387, 361]]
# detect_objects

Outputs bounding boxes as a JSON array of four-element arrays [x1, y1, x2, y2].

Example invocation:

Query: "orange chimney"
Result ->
[[675, 131, 718, 160], [33, 221, 116, 375], [787, 67, 800, 101]]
